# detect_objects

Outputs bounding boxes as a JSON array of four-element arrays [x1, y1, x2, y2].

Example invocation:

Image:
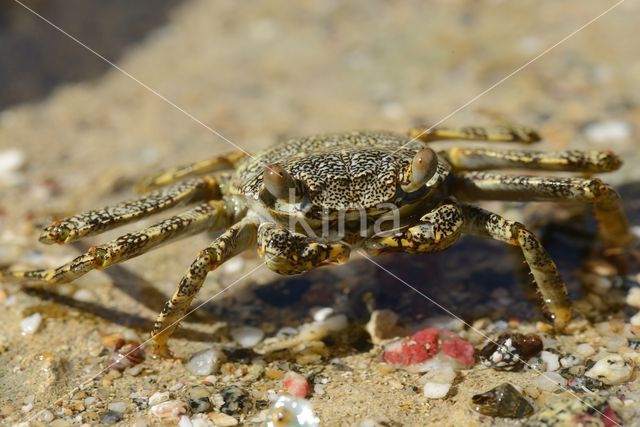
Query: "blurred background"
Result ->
[[0, 1, 638, 425]]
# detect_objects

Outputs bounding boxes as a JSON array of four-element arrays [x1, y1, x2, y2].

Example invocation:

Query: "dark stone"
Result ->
[[472, 383, 534, 418]]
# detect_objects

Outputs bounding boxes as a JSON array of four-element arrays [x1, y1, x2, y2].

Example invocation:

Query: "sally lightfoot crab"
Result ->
[[3, 125, 633, 357]]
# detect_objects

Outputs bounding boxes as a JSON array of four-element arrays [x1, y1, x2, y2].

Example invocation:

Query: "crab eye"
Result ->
[[263, 164, 300, 201], [401, 148, 438, 192]]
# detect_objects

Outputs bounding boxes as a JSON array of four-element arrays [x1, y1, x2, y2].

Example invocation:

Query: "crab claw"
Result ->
[[401, 147, 439, 193], [263, 163, 304, 202]]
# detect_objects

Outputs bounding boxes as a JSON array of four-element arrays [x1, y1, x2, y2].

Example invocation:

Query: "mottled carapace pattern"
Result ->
[[3, 125, 633, 356]]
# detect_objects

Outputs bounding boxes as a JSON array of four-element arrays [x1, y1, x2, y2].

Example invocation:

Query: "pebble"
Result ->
[[422, 382, 451, 399], [73, 288, 96, 303], [21, 312, 43, 335], [365, 309, 400, 344], [0, 148, 26, 186], [230, 326, 265, 347], [209, 412, 239, 426], [479, 333, 543, 371], [108, 340, 145, 371], [575, 343, 595, 358], [626, 287, 640, 308], [559, 355, 580, 368], [631, 312, 640, 326], [566, 375, 606, 392], [531, 372, 567, 391], [186, 348, 225, 376], [383, 328, 473, 369], [583, 119, 632, 145], [150, 400, 188, 419], [107, 401, 127, 413], [188, 387, 211, 413], [148, 391, 170, 406], [266, 395, 320, 427], [40, 409, 55, 422], [540, 351, 560, 371], [283, 371, 311, 398], [101, 410, 124, 425], [322, 314, 348, 332], [472, 383, 534, 418], [527, 395, 621, 426], [221, 385, 252, 415], [585, 354, 633, 385], [311, 307, 334, 321]]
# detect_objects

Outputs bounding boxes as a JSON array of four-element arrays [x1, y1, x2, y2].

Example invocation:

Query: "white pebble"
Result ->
[[420, 364, 457, 384], [583, 120, 632, 145], [540, 351, 560, 371], [266, 396, 318, 427], [531, 372, 567, 391], [178, 415, 193, 427], [422, 382, 452, 399], [208, 412, 239, 426], [626, 287, 640, 308], [230, 326, 264, 347], [575, 343, 595, 358], [108, 401, 127, 413], [186, 348, 224, 376], [21, 312, 43, 335], [21, 403, 33, 412], [322, 314, 348, 332], [311, 307, 334, 322], [585, 354, 633, 385], [73, 289, 96, 303], [40, 410, 54, 422], [221, 257, 244, 274], [313, 384, 325, 395], [148, 391, 170, 406], [150, 400, 187, 419], [0, 149, 25, 173], [560, 355, 580, 368], [84, 396, 97, 405]]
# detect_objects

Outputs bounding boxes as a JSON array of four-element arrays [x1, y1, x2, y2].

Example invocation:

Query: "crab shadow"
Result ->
[[26, 181, 640, 353]]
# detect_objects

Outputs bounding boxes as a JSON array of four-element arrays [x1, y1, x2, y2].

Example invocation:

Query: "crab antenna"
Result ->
[[263, 164, 303, 202], [401, 148, 438, 193]]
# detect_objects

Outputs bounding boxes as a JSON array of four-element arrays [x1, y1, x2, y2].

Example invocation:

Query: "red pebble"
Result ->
[[383, 341, 432, 365], [440, 337, 475, 367], [602, 406, 621, 427], [283, 371, 311, 398]]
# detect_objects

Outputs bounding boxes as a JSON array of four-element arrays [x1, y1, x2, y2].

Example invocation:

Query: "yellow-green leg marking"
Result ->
[[408, 125, 540, 144], [461, 204, 571, 331], [5, 199, 244, 285], [40, 176, 222, 244], [454, 172, 632, 248], [136, 151, 246, 192], [151, 217, 258, 357], [440, 148, 621, 173]]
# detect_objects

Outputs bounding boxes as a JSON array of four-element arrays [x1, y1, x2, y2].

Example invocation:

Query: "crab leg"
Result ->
[[460, 204, 571, 331], [39, 177, 222, 245], [363, 203, 464, 255], [151, 217, 258, 357], [257, 223, 351, 275], [454, 172, 632, 248], [135, 151, 246, 192], [440, 148, 621, 173], [408, 125, 540, 144], [5, 198, 247, 285]]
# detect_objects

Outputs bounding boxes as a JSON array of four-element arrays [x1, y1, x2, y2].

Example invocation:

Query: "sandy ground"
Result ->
[[1, 1, 640, 426]]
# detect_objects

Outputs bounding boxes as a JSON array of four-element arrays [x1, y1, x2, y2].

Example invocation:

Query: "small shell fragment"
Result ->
[[21, 312, 43, 335], [472, 383, 534, 418]]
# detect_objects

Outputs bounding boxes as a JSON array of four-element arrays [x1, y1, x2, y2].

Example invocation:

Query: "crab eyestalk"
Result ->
[[263, 163, 304, 203], [401, 148, 439, 193]]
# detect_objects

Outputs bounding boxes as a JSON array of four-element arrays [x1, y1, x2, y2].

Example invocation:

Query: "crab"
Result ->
[[4, 125, 632, 357]]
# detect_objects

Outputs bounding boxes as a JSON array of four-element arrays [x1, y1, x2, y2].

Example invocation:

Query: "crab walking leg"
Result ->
[[151, 218, 258, 357], [257, 223, 351, 275], [454, 172, 633, 247], [440, 148, 621, 173], [5, 199, 247, 285], [408, 125, 540, 144], [135, 151, 246, 192], [460, 204, 571, 330], [39, 177, 222, 245], [363, 203, 464, 255]]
